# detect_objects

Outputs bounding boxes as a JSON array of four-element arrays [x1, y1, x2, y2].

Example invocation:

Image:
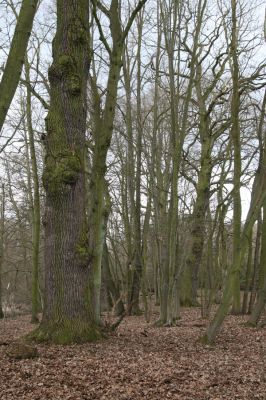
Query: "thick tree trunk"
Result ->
[[0, 0, 38, 132], [183, 143, 211, 305], [32, 0, 99, 344]]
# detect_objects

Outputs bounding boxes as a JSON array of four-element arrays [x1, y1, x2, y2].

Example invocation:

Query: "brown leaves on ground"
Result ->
[[0, 309, 266, 399]]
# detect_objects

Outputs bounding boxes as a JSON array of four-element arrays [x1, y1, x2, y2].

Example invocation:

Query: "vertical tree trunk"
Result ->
[[242, 233, 253, 314], [129, 12, 144, 315], [5, 159, 29, 277], [203, 161, 266, 343], [102, 239, 125, 316], [248, 214, 262, 314], [230, 0, 242, 315], [0, 184, 5, 319], [248, 202, 266, 325], [141, 191, 152, 321], [246, 92, 266, 324], [89, 0, 147, 322], [89, 48, 123, 324], [122, 53, 135, 312], [160, 8, 179, 324], [33, 0, 99, 343], [102, 188, 125, 316], [150, 8, 162, 309], [184, 113, 212, 305], [25, 58, 41, 324], [160, 0, 207, 318]]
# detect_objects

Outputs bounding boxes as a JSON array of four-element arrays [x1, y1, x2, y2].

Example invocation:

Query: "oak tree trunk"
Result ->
[[34, 0, 99, 344]]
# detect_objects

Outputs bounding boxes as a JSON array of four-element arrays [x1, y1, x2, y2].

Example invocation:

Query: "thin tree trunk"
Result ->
[[129, 12, 144, 315], [0, 184, 5, 319], [102, 187, 125, 316], [25, 58, 41, 324], [160, 0, 207, 322], [248, 213, 262, 314], [230, 0, 242, 315], [203, 158, 266, 343], [102, 239, 125, 316], [89, 0, 147, 322], [0, 0, 38, 132], [242, 233, 253, 314], [5, 160, 28, 275], [248, 201, 266, 324]]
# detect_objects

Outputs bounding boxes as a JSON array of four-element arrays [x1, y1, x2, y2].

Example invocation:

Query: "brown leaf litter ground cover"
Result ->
[[0, 308, 266, 399]]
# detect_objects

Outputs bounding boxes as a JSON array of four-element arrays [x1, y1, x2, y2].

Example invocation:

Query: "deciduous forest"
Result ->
[[0, 0, 266, 398]]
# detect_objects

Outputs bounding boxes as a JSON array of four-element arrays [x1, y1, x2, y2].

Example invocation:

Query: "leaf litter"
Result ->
[[0, 308, 265, 399]]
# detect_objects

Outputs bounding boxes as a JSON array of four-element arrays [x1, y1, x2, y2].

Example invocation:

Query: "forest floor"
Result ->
[[0, 308, 266, 400]]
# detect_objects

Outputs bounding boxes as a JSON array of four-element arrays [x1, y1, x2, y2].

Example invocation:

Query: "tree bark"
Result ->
[[24, 58, 41, 324], [32, 0, 99, 344], [203, 147, 266, 343], [248, 214, 262, 314], [230, 0, 242, 314], [242, 233, 253, 314], [0, 184, 5, 319], [128, 12, 144, 315], [0, 0, 38, 132], [248, 202, 266, 324], [89, 0, 147, 321], [102, 239, 125, 316]]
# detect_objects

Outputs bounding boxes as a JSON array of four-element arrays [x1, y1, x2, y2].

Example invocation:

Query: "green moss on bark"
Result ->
[[27, 319, 101, 345], [67, 74, 81, 95], [48, 55, 75, 80], [48, 54, 82, 96], [42, 152, 82, 193], [68, 17, 88, 44], [75, 242, 92, 265], [74, 224, 92, 266]]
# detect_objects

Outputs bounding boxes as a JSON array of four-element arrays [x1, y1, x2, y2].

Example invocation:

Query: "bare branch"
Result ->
[[91, 0, 112, 55], [122, 0, 148, 42]]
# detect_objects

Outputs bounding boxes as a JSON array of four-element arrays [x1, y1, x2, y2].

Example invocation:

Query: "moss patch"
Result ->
[[68, 17, 88, 45], [27, 319, 101, 345], [75, 242, 91, 265], [48, 54, 75, 80], [75, 224, 92, 266], [43, 152, 82, 193], [67, 74, 81, 95]]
